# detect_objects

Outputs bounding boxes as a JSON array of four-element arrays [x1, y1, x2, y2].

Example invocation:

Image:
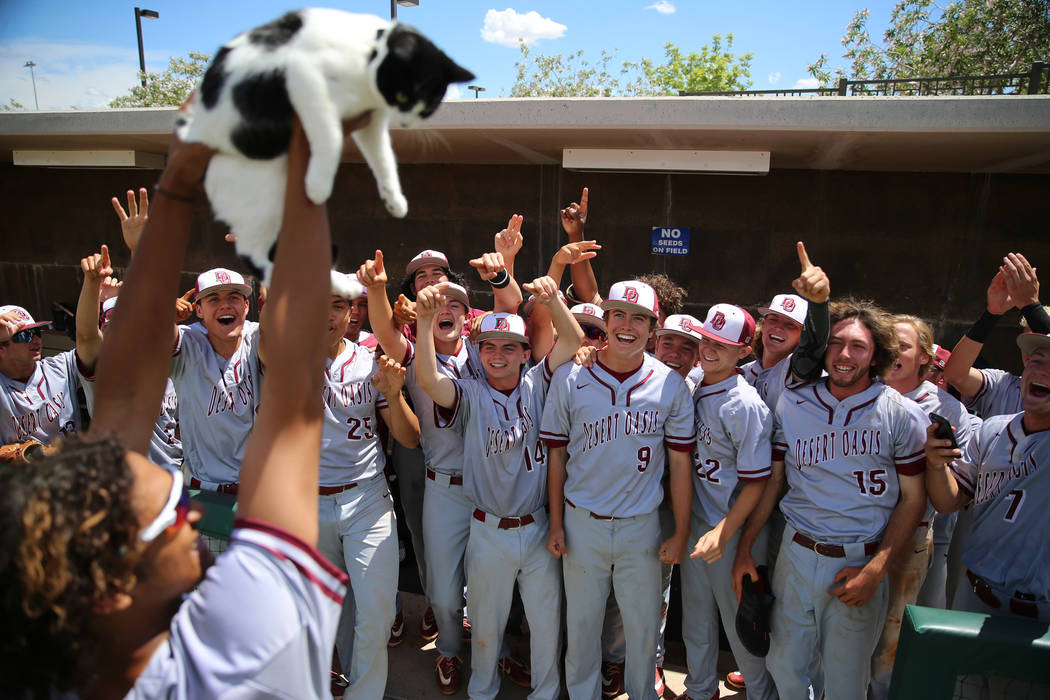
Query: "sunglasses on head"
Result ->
[[10, 327, 44, 343], [581, 325, 606, 341], [139, 470, 192, 543]]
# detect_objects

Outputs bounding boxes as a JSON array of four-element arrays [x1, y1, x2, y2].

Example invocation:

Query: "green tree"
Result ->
[[1, 98, 26, 111], [510, 34, 752, 97], [809, 0, 1050, 86], [109, 51, 211, 108]]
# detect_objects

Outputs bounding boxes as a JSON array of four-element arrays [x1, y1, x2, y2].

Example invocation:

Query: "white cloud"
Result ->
[[646, 1, 676, 14], [0, 39, 171, 109], [793, 77, 821, 89], [480, 8, 567, 48], [768, 71, 781, 85]]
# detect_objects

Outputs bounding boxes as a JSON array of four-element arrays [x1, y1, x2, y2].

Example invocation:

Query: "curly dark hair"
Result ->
[[0, 433, 140, 699], [829, 297, 900, 380], [634, 273, 687, 319], [397, 267, 470, 301]]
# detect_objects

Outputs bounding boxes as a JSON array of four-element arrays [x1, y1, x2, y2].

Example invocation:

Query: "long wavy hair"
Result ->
[[829, 297, 900, 380], [0, 433, 140, 699]]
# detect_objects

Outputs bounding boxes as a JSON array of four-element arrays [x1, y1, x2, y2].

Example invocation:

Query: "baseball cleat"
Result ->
[[420, 605, 438, 642], [388, 610, 405, 647], [436, 654, 462, 695], [498, 655, 531, 688], [726, 670, 746, 690], [601, 660, 625, 697]]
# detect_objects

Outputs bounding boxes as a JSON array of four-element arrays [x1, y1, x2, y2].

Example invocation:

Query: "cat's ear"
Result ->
[[387, 27, 421, 63], [443, 56, 475, 85]]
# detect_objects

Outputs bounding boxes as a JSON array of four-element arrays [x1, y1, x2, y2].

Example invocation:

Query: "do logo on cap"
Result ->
[[623, 286, 639, 303], [781, 298, 796, 312], [495, 317, 510, 332], [711, 312, 726, 331]]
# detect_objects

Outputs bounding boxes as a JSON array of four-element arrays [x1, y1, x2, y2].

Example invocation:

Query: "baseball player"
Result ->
[[358, 250, 530, 693], [680, 304, 778, 700], [869, 314, 977, 699], [542, 280, 695, 700], [98, 295, 183, 470], [3, 115, 354, 700], [1, 245, 108, 447], [318, 272, 420, 700], [415, 277, 582, 700], [943, 253, 1049, 418], [760, 298, 928, 700], [113, 187, 261, 496], [655, 313, 703, 389], [925, 331, 1050, 694]]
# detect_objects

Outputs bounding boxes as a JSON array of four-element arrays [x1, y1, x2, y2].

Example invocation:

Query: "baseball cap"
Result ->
[[932, 344, 951, 370], [476, 312, 528, 345], [330, 271, 365, 301], [758, 294, 807, 327], [439, 283, 470, 310], [195, 268, 252, 302], [1017, 332, 1050, 357], [571, 303, 605, 331], [601, 281, 660, 319], [697, 303, 756, 347], [406, 250, 450, 277], [656, 314, 704, 343], [0, 305, 52, 333], [735, 566, 775, 657]]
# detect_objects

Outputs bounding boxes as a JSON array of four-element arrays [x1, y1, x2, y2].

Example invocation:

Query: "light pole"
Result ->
[[390, 0, 419, 21], [134, 7, 159, 88], [23, 61, 39, 109], [467, 85, 485, 99]]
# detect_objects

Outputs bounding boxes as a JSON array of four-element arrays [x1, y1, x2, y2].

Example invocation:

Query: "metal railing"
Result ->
[[681, 61, 1048, 97]]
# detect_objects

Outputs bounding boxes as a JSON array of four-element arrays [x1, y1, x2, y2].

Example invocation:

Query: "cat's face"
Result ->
[[376, 24, 475, 128]]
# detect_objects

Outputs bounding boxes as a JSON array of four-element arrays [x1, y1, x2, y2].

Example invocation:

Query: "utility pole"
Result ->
[[135, 7, 160, 88], [24, 61, 39, 109]]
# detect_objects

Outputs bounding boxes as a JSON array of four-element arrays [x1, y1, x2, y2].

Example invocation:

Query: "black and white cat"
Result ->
[[177, 8, 474, 287]]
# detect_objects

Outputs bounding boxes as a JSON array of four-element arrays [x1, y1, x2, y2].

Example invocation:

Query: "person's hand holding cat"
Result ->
[[357, 249, 387, 290], [159, 94, 216, 200]]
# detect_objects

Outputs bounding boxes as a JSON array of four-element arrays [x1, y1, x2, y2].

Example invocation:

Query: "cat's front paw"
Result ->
[[384, 192, 408, 218], [305, 172, 334, 204]]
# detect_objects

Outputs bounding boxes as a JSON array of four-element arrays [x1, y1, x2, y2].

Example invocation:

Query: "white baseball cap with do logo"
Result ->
[[195, 268, 252, 302], [758, 293, 808, 327], [697, 303, 756, 347], [601, 281, 660, 319], [476, 312, 528, 345]]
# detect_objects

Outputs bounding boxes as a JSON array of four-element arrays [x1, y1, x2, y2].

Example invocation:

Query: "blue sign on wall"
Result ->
[[651, 227, 690, 256]]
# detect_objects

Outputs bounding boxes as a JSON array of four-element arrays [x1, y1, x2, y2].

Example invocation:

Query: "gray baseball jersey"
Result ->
[[541, 355, 695, 517], [692, 373, 772, 525], [128, 519, 348, 699], [169, 321, 261, 484], [950, 413, 1050, 597], [150, 380, 183, 468], [742, 355, 793, 412], [903, 380, 977, 524], [964, 368, 1022, 419], [403, 339, 484, 475], [773, 380, 928, 542], [438, 358, 552, 517], [320, 341, 388, 486], [0, 349, 90, 445]]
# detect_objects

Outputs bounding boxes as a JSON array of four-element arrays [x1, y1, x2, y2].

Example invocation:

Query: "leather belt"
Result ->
[[565, 497, 619, 520], [792, 531, 880, 558], [427, 468, 463, 486], [473, 508, 535, 530], [966, 569, 1039, 618], [318, 482, 358, 495], [189, 477, 239, 495]]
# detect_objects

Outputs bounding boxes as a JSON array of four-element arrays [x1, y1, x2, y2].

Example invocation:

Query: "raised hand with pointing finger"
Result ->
[[792, 241, 829, 304], [357, 250, 387, 290], [560, 187, 588, 242], [175, 288, 196, 323]]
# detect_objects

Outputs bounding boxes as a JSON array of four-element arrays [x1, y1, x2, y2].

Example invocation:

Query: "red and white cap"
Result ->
[[570, 303, 605, 331], [195, 268, 252, 302], [602, 281, 660, 319], [406, 250, 450, 277], [656, 314, 703, 343], [439, 282, 470, 310], [697, 304, 756, 347], [1017, 332, 1050, 357], [932, 344, 951, 370], [758, 293, 807, 327], [476, 312, 528, 345], [0, 305, 51, 332]]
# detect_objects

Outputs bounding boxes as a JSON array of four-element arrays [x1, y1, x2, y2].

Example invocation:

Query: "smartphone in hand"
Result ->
[[929, 412, 959, 450]]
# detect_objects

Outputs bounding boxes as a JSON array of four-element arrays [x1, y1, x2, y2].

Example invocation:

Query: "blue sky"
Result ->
[[0, 1, 901, 110]]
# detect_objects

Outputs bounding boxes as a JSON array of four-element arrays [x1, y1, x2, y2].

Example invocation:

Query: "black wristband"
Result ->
[[489, 269, 510, 289], [965, 310, 1001, 343], [154, 184, 197, 203], [1020, 302, 1050, 334]]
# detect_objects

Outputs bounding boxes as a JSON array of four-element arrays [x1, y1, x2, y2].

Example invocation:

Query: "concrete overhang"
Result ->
[[1, 95, 1049, 174]]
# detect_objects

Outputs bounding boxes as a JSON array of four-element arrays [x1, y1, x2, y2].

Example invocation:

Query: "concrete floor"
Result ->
[[381, 592, 745, 700]]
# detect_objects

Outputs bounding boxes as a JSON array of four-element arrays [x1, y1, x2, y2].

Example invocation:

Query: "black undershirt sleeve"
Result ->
[[790, 300, 829, 383]]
